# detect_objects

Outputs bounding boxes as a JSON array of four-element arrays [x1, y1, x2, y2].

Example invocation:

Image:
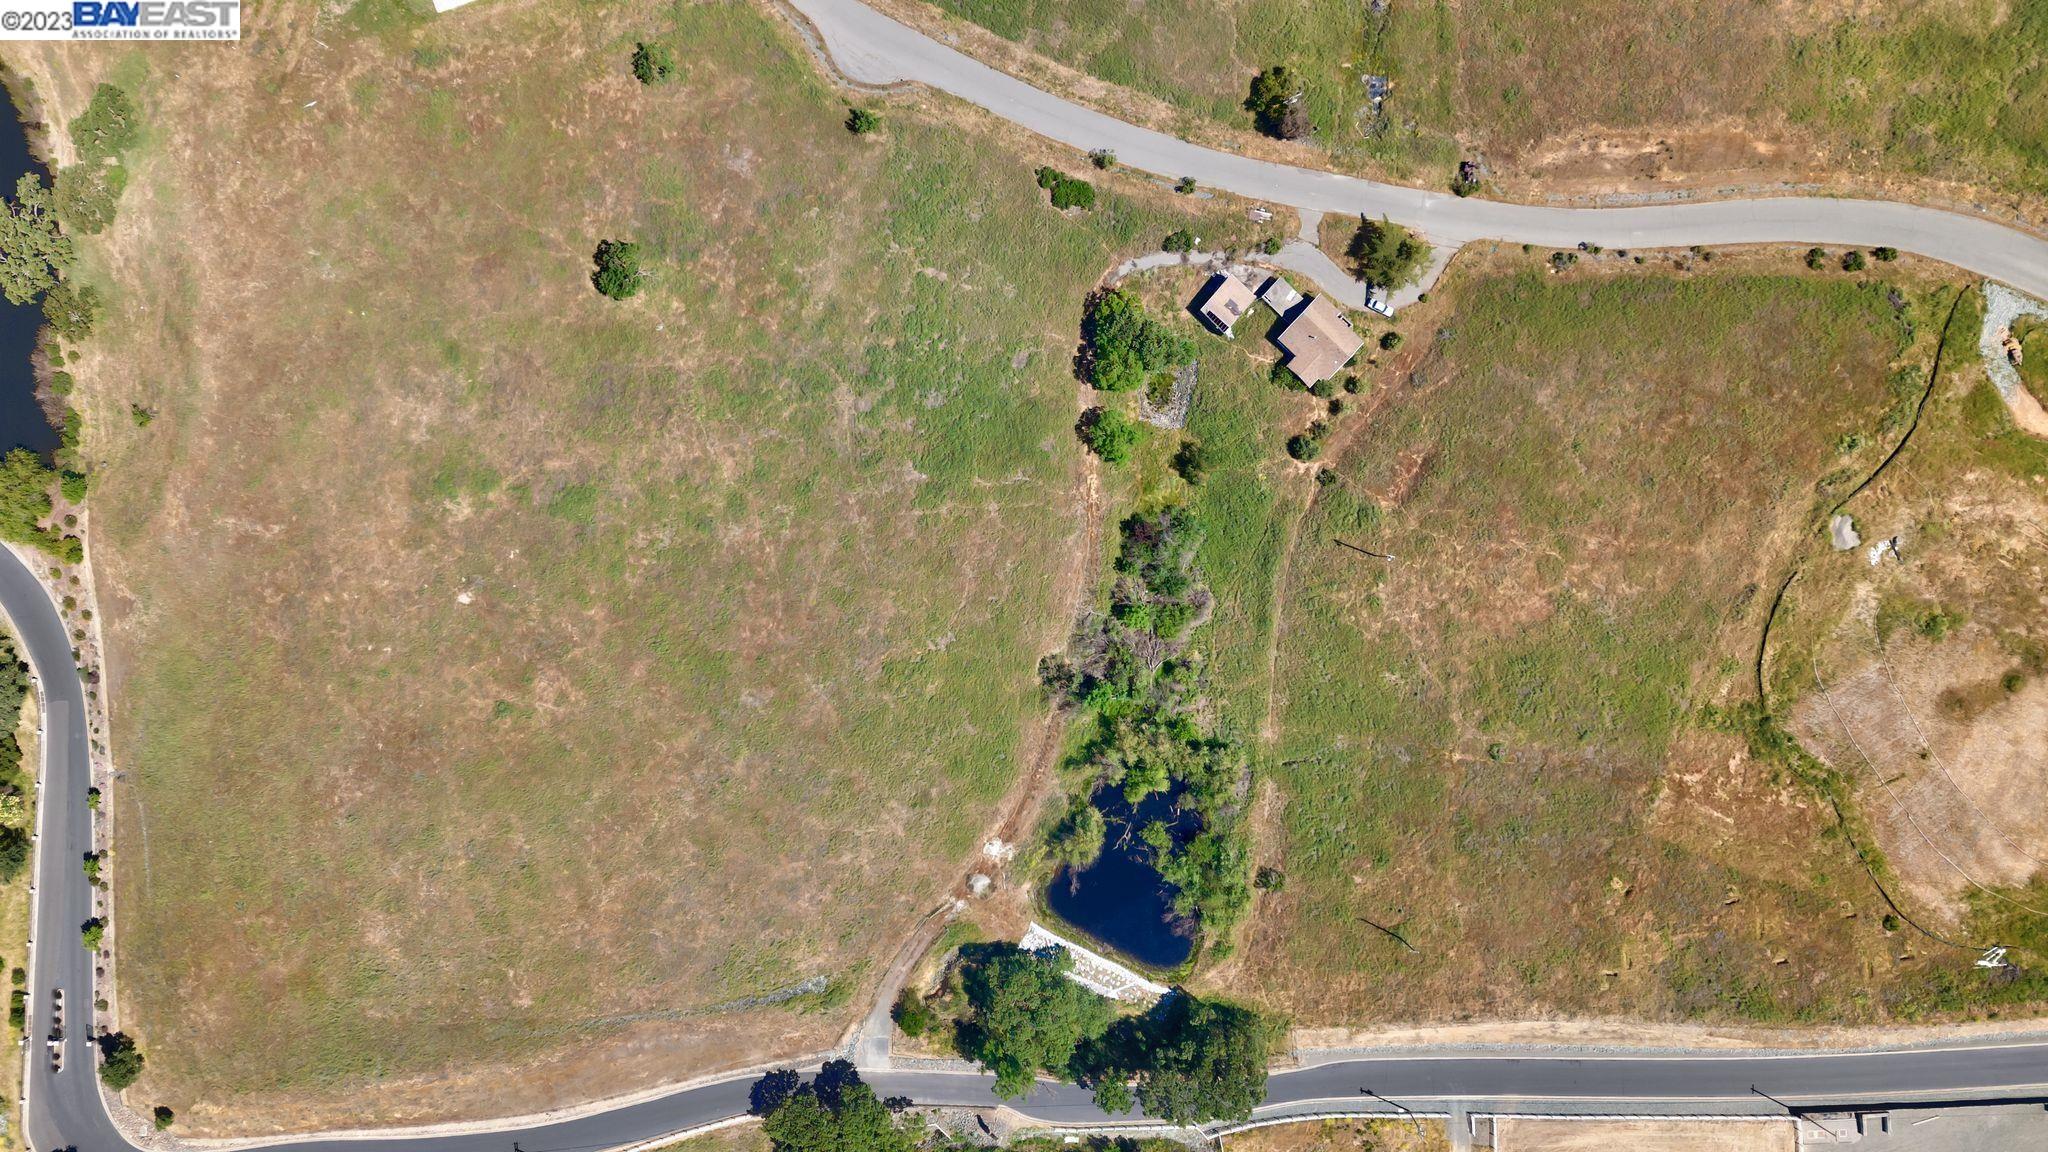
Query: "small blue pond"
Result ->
[[0, 82, 53, 459], [1044, 783, 1199, 969]]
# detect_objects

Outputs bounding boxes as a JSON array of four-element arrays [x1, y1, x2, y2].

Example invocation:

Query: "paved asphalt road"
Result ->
[[0, 546, 121, 1152], [786, 0, 2048, 299], [7, 4, 2048, 1143]]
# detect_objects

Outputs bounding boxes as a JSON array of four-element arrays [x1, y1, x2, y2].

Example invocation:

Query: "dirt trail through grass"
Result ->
[[1217, 262, 1995, 1029], [11, 0, 1263, 1130]]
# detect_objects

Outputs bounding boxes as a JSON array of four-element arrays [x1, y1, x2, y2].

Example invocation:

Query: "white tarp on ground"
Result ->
[[1020, 922, 1171, 1002]]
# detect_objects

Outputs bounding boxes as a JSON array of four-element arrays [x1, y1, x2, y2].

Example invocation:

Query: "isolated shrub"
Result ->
[[81, 917, 104, 951], [1805, 247, 1828, 270], [1841, 250, 1867, 272], [1257, 236, 1282, 255], [1349, 216, 1428, 289], [631, 41, 676, 84], [7, 990, 21, 1030], [591, 239, 642, 300], [1285, 424, 1326, 461], [97, 1031, 143, 1089], [1245, 66, 1308, 139], [1342, 374, 1363, 394], [153, 1106, 175, 1130], [1175, 176, 1196, 194], [1172, 439, 1209, 484], [1915, 607, 1961, 640], [69, 84, 140, 162], [1089, 149, 1116, 170], [1254, 865, 1285, 891], [1033, 166, 1094, 208], [891, 991, 937, 1037], [1049, 176, 1096, 210], [845, 106, 880, 135], [1549, 250, 1577, 271], [1308, 376, 1338, 399], [1077, 406, 1139, 464], [1873, 246, 1899, 262], [1378, 330, 1402, 351], [1162, 229, 1197, 253]]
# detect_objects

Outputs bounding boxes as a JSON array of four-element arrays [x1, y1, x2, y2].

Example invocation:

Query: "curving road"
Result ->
[[7, 2, 2048, 1144], [785, 0, 2048, 299]]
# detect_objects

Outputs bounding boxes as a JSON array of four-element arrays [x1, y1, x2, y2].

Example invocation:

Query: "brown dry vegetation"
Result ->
[[1200, 253, 2039, 1028], [1224, 1117, 1448, 1152], [2, 0, 1260, 1134], [658, 1122, 772, 1152], [906, 0, 2048, 214], [1492, 1117, 1790, 1152], [1784, 290, 2048, 936]]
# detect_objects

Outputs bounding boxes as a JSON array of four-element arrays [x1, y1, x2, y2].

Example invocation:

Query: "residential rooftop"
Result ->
[[1195, 272, 1257, 337], [1274, 295, 1364, 385]]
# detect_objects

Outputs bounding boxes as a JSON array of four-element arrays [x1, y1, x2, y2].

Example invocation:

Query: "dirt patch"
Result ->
[[1493, 1118, 1790, 1152], [1789, 476, 2048, 925], [1499, 121, 1824, 203]]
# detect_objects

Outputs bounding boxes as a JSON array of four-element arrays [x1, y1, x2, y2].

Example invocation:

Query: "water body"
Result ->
[[0, 80, 53, 458], [1044, 784, 1199, 969]]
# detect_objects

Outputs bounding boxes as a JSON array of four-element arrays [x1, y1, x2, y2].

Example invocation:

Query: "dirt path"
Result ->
[[856, 383, 1106, 1067], [1978, 282, 2048, 437], [1256, 272, 1461, 746], [1257, 471, 1316, 746]]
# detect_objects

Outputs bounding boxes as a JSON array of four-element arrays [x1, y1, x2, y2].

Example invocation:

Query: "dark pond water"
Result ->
[[0, 81, 53, 459], [1044, 783, 1200, 969]]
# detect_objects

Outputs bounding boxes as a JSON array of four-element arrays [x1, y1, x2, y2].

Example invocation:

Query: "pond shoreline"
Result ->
[[0, 65, 57, 459]]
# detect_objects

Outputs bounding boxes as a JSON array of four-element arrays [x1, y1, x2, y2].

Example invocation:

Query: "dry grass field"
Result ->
[[909, 0, 2048, 205], [1492, 1118, 1789, 1152], [660, 1122, 771, 1152], [2, 0, 1264, 1133], [1224, 1116, 1447, 1152], [1783, 289, 2048, 966], [1202, 259, 2039, 1026]]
